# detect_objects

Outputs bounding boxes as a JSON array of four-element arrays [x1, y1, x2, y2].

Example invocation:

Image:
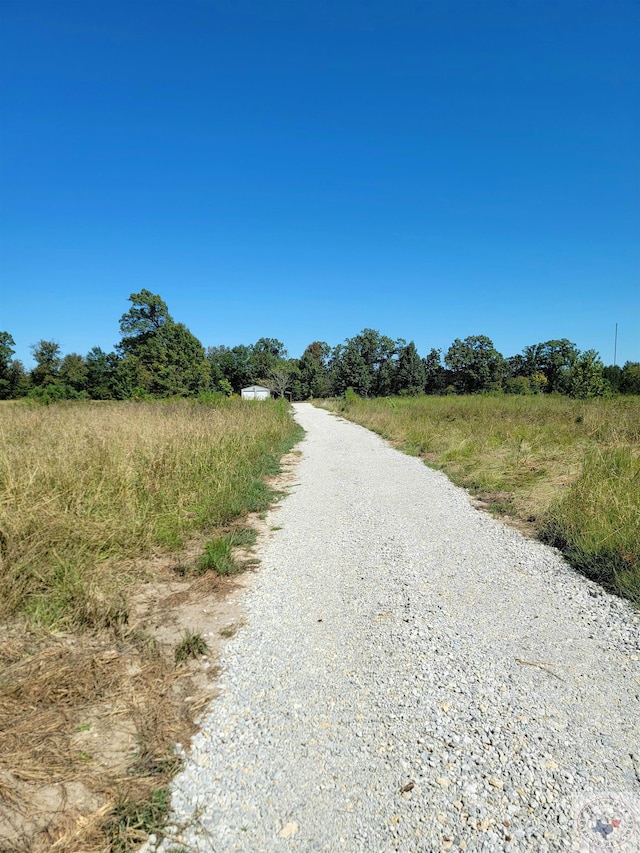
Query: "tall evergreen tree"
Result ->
[[350, 329, 397, 395], [116, 291, 208, 396], [119, 289, 172, 342]]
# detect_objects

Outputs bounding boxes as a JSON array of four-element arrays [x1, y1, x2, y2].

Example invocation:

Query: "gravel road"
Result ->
[[155, 403, 640, 852]]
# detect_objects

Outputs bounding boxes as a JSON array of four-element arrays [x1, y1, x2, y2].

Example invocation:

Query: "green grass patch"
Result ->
[[197, 527, 258, 576], [199, 535, 237, 575], [175, 629, 208, 664], [540, 446, 640, 605]]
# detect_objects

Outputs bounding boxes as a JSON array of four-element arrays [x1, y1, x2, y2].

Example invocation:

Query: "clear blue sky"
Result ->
[[1, 0, 638, 368]]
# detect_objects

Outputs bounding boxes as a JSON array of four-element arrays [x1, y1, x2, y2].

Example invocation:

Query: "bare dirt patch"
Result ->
[[0, 450, 301, 852]]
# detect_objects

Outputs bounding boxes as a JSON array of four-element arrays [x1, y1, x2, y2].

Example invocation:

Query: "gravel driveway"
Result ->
[[156, 403, 640, 852]]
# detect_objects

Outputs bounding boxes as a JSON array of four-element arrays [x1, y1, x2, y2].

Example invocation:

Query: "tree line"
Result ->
[[1, 290, 638, 402]]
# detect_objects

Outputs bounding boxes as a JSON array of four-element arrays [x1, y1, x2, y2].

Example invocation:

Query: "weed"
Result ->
[[175, 629, 208, 664], [229, 527, 258, 548], [106, 787, 170, 853], [199, 536, 237, 575]]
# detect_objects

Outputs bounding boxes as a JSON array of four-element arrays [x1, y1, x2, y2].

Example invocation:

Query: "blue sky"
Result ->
[[1, 0, 638, 368]]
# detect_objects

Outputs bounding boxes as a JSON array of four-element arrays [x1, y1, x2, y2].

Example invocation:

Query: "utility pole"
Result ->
[[614, 323, 618, 367]]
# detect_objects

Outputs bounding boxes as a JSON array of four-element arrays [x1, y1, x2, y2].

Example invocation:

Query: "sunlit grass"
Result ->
[[0, 398, 302, 627], [321, 394, 640, 605]]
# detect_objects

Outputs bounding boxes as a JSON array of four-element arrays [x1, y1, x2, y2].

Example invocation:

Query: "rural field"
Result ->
[[1, 393, 638, 851], [0, 397, 302, 852], [321, 393, 640, 606]]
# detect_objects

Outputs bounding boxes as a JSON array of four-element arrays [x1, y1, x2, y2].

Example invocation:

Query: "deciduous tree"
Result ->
[[250, 338, 287, 380], [569, 350, 607, 398], [620, 362, 640, 395], [60, 353, 88, 392], [297, 341, 331, 398], [332, 340, 372, 396], [423, 348, 446, 394], [444, 335, 504, 394], [395, 342, 426, 395], [30, 340, 62, 387], [0, 331, 16, 399]]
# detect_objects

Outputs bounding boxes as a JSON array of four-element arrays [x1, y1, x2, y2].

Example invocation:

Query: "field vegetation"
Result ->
[[0, 397, 302, 851], [322, 393, 640, 606]]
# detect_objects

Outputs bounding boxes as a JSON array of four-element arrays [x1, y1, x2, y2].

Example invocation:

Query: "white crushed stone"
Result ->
[[153, 403, 640, 852]]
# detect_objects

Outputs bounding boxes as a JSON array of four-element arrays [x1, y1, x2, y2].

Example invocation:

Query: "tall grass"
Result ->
[[0, 398, 302, 627], [322, 394, 640, 605]]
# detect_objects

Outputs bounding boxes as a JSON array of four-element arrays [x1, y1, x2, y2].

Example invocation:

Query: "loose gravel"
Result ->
[[154, 403, 640, 852]]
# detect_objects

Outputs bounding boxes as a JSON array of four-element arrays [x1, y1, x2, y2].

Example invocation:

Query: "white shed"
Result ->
[[241, 384, 271, 400]]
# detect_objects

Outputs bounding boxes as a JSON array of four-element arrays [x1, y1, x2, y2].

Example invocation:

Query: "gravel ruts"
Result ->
[[155, 403, 640, 852]]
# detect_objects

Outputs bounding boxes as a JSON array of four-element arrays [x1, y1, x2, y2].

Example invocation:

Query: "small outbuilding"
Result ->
[[241, 384, 271, 401]]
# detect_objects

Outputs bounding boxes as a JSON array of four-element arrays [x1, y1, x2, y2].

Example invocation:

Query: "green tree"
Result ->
[[112, 353, 147, 399], [227, 345, 256, 393], [117, 292, 208, 396], [7, 361, 31, 398], [119, 289, 172, 342], [250, 338, 287, 380], [207, 346, 231, 390], [395, 342, 426, 395], [297, 341, 331, 399], [151, 322, 210, 396], [515, 339, 578, 393], [444, 335, 504, 394], [332, 340, 372, 396], [603, 365, 622, 393], [569, 350, 607, 398], [86, 347, 121, 399], [423, 348, 446, 394], [620, 362, 640, 395], [351, 329, 397, 396], [0, 331, 16, 399], [60, 353, 88, 392], [30, 340, 62, 387]]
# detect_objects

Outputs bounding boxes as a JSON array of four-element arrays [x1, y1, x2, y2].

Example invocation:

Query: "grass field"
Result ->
[[321, 394, 640, 606], [0, 397, 302, 851], [0, 397, 302, 628]]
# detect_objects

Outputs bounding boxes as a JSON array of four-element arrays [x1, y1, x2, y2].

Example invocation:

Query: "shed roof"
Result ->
[[242, 385, 270, 392]]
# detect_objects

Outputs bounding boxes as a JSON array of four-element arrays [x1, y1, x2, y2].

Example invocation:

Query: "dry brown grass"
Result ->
[[0, 619, 191, 851]]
